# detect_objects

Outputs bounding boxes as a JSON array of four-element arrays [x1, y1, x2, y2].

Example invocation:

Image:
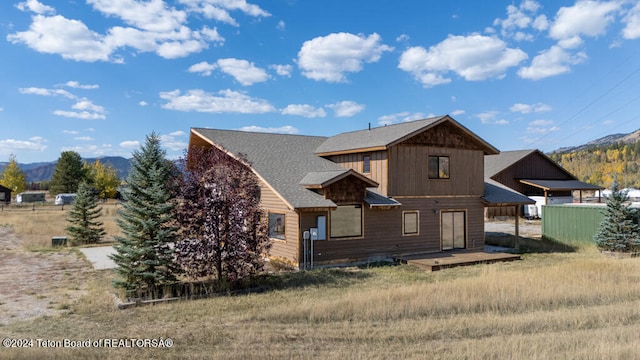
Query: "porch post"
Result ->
[[514, 205, 520, 249]]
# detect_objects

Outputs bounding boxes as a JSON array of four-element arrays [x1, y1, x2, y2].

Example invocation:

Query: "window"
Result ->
[[268, 213, 285, 240], [403, 211, 419, 236], [363, 155, 371, 173], [330, 205, 362, 238], [428, 156, 450, 179]]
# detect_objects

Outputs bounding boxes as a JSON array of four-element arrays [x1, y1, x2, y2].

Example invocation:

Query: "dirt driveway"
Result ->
[[0, 227, 92, 325]]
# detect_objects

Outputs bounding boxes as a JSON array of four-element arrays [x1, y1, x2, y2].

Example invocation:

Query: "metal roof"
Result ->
[[520, 179, 603, 191], [482, 180, 535, 206]]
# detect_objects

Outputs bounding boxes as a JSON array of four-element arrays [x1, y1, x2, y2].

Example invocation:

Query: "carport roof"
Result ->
[[519, 179, 603, 191]]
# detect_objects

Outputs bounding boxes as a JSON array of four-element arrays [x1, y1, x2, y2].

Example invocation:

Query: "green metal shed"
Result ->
[[541, 204, 605, 245]]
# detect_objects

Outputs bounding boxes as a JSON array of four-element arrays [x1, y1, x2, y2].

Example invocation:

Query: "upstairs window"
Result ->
[[363, 155, 371, 174], [428, 156, 450, 179]]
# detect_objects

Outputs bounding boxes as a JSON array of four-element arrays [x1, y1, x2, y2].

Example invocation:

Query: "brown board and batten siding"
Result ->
[[327, 151, 388, 195], [311, 197, 485, 264], [388, 146, 485, 197]]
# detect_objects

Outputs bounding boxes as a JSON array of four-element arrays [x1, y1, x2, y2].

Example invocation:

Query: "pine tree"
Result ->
[[0, 154, 27, 195], [49, 151, 87, 195], [109, 133, 179, 298], [65, 182, 105, 245], [594, 178, 640, 252]]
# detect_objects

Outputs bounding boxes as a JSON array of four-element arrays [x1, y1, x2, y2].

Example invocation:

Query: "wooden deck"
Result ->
[[396, 250, 522, 271]]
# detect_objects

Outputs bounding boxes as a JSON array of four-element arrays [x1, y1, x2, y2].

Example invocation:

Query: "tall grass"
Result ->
[[3, 249, 640, 359], [0, 202, 122, 248]]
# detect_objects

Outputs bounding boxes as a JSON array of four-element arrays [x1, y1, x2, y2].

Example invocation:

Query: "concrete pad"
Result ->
[[79, 246, 117, 270]]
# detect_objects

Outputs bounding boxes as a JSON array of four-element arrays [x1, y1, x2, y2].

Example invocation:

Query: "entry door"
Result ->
[[441, 211, 465, 250]]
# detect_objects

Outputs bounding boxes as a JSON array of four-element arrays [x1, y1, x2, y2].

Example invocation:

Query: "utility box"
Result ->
[[52, 236, 67, 247]]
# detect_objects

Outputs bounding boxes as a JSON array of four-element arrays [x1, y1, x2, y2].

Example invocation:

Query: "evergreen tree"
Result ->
[[109, 133, 179, 298], [65, 182, 105, 245], [49, 151, 87, 195], [594, 178, 640, 252], [0, 154, 27, 195]]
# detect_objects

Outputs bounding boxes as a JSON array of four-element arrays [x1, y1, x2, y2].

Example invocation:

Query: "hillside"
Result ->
[[549, 131, 640, 188], [0, 156, 131, 183]]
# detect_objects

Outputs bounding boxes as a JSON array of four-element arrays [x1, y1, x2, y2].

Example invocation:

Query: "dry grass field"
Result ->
[[1, 209, 640, 359]]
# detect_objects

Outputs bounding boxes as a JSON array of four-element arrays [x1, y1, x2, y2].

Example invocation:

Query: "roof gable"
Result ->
[[315, 115, 499, 156], [485, 149, 576, 181], [190, 128, 345, 209]]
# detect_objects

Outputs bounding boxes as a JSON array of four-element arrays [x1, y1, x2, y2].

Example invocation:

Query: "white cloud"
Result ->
[[159, 133, 187, 151], [74, 136, 94, 141], [63, 130, 80, 135], [178, 0, 270, 27], [160, 89, 276, 114], [216, 58, 269, 86], [0, 138, 47, 153], [188, 61, 217, 76], [237, 125, 299, 134], [169, 130, 186, 137], [398, 34, 527, 87], [270, 64, 293, 77], [139, 101, 149, 106], [549, 1, 620, 41], [120, 140, 140, 149], [510, 102, 552, 113], [8, 5, 225, 62], [378, 112, 428, 126], [53, 110, 106, 120], [326, 101, 365, 117], [622, 1, 640, 39], [518, 45, 587, 80], [276, 20, 285, 30], [297, 32, 393, 82], [19, 87, 76, 99], [396, 34, 410, 42], [450, 109, 465, 116], [16, 0, 54, 15], [477, 110, 509, 125], [8, 15, 113, 62], [526, 125, 560, 134], [493, 1, 541, 40], [88, 0, 187, 33], [281, 104, 326, 118], [72, 98, 105, 113], [529, 119, 553, 126], [61, 81, 99, 89]]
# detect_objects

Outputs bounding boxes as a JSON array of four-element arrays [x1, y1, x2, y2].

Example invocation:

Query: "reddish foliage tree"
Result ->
[[173, 146, 270, 284]]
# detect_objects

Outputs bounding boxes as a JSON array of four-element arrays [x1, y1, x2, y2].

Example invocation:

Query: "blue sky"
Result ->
[[1, 0, 640, 163]]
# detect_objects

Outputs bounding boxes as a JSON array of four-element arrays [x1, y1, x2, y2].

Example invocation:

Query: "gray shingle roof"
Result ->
[[315, 115, 499, 155], [191, 128, 345, 209]]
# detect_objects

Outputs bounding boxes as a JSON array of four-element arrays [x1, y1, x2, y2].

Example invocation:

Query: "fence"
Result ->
[[541, 204, 605, 244], [0, 200, 122, 212]]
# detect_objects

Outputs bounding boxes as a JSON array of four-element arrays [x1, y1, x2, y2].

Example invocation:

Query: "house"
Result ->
[[0, 184, 11, 204], [484, 149, 602, 218], [189, 115, 531, 268]]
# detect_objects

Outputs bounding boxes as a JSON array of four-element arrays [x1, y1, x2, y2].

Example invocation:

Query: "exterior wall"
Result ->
[[327, 151, 388, 195], [311, 196, 485, 264], [493, 152, 574, 196], [388, 146, 485, 197], [259, 179, 300, 262]]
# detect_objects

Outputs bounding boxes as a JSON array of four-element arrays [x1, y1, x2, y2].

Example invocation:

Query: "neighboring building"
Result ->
[[54, 193, 77, 205], [0, 185, 11, 204], [484, 149, 602, 218], [189, 115, 531, 268]]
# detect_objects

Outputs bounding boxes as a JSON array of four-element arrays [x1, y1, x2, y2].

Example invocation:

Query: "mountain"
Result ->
[[555, 128, 640, 153], [0, 156, 132, 183]]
